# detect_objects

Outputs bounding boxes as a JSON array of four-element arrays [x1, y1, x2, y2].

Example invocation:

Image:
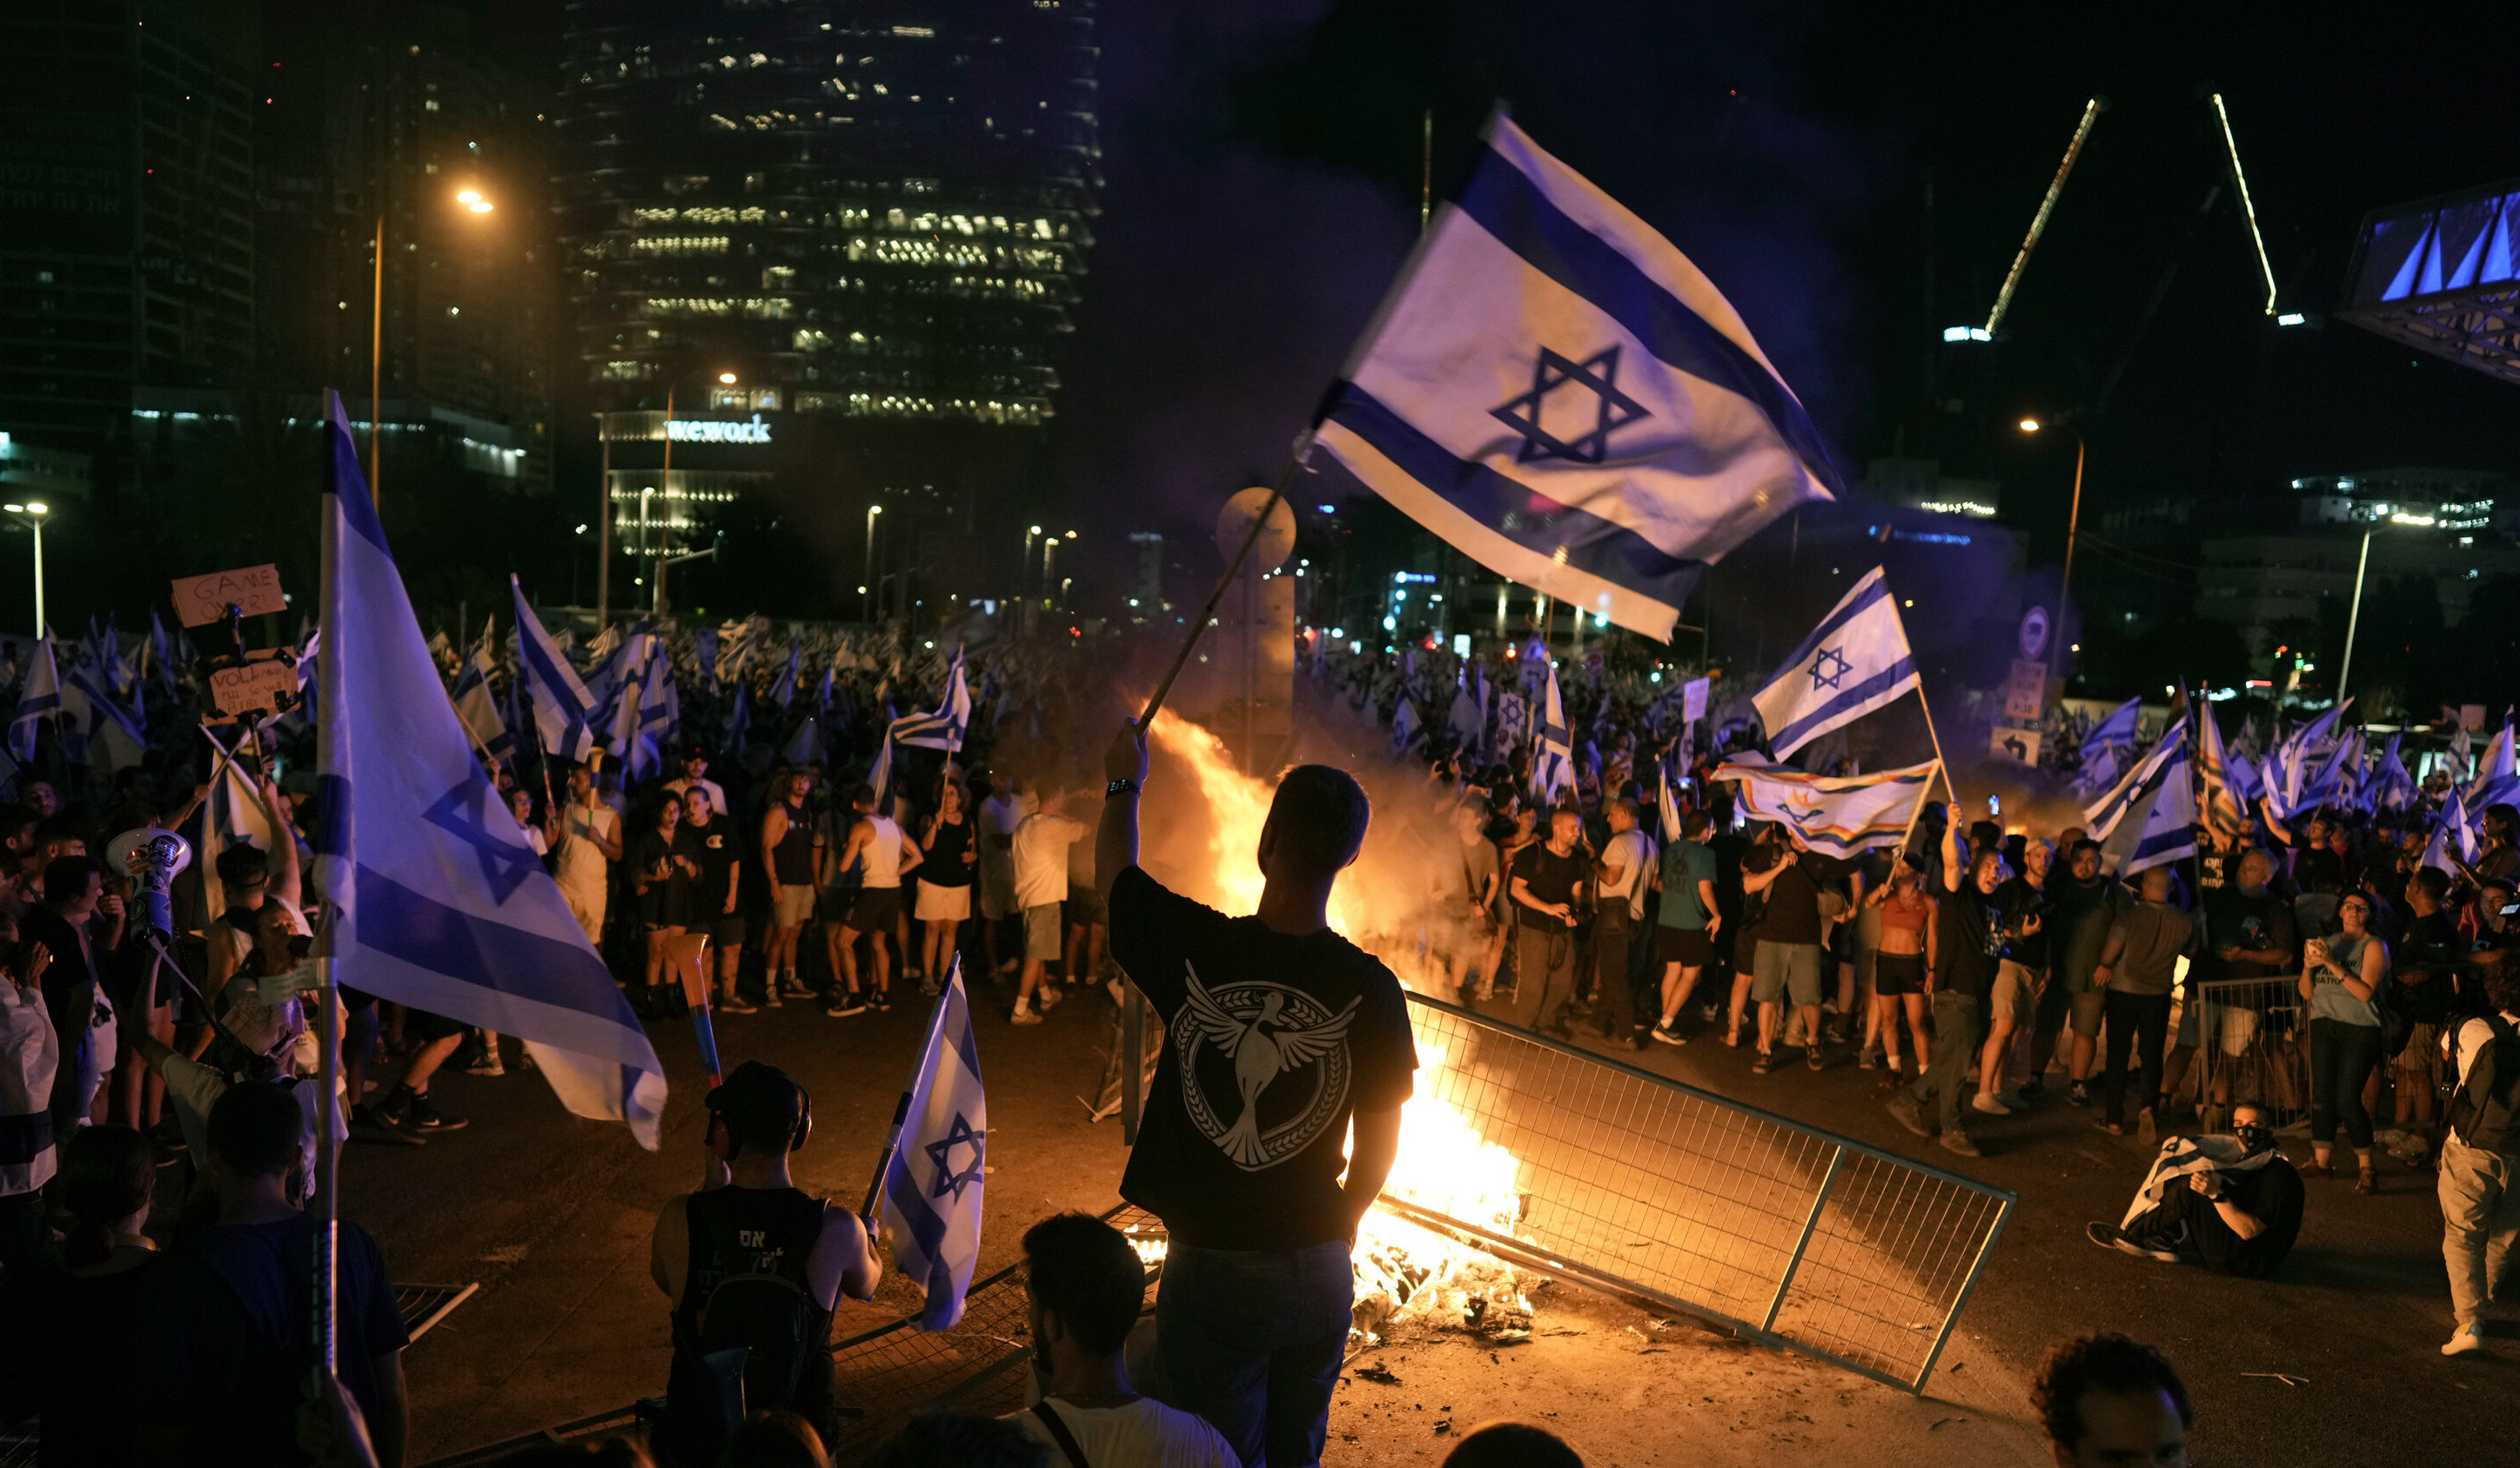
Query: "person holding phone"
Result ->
[[2301, 892, 2390, 1193]]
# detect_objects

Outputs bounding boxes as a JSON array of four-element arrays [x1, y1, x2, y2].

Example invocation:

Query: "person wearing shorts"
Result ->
[[1860, 858, 1934, 1081], [827, 784, 918, 1016], [1647, 814, 1719, 1045], [977, 769, 1033, 976], [913, 779, 978, 994], [1739, 824, 1856, 1074], [680, 792, 747, 1013], [1976, 841, 2051, 1115], [2044, 840, 2121, 1105], [1010, 788, 1088, 1025], [759, 769, 820, 1002]]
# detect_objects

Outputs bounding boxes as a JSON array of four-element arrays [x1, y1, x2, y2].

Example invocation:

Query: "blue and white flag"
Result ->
[[6, 639, 61, 763], [1311, 114, 1839, 642], [2086, 719, 2186, 843], [893, 644, 970, 753], [2363, 734, 2419, 816], [880, 959, 988, 1331], [60, 659, 145, 773], [1448, 672, 1486, 752], [2468, 721, 2517, 812], [451, 640, 513, 765], [694, 627, 719, 686], [2079, 696, 2141, 765], [1531, 660, 1573, 805], [149, 609, 177, 698], [2422, 787, 2481, 879], [634, 644, 678, 775], [774, 636, 801, 710], [2101, 721, 2196, 875], [727, 682, 753, 750], [1711, 754, 1937, 857], [2197, 706, 2253, 841], [512, 576, 596, 762], [1658, 757, 1686, 842], [1751, 567, 1920, 759], [781, 716, 821, 768], [1391, 696, 1423, 757], [318, 393, 665, 1147]]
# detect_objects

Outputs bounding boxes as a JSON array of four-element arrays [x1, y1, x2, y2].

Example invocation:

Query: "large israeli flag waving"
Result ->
[[512, 576, 596, 761], [892, 644, 971, 753], [1751, 567, 1920, 759], [317, 396, 665, 1147], [1312, 114, 1839, 642], [880, 958, 988, 1330]]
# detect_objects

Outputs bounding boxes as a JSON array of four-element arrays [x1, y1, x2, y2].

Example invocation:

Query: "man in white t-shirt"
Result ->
[[2439, 965, 2520, 1357], [1590, 799, 1654, 1049], [550, 759, 623, 948], [1009, 1212, 1236, 1468], [1010, 789, 1087, 1026], [979, 768, 1035, 976], [661, 747, 729, 821]]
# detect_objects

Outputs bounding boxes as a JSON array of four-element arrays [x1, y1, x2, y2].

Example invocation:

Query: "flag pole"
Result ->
[[313, 948, 342, 1375], [1137, 446, 1308, 726], [859, 953, 960, 1223]]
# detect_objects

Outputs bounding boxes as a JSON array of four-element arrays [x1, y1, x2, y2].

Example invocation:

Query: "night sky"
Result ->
[[1042, 0, 2520, 587]]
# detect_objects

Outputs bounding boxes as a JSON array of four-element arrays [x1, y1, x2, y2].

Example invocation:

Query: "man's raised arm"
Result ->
[[1097, 721, 1148, 906]]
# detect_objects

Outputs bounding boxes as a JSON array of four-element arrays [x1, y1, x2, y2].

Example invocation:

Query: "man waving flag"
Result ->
[[318, 394, 665, 1146], [1310, 113, 1840, 643], [1751, 567, 1920, 759]]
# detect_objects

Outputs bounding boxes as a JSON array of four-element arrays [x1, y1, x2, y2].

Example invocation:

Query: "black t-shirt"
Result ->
[[1931, 872, 2003, 1002], [137, 1215, 409, 1467], [1109, 867, 1418, 1250], [2202, 888, 2298, 985], [2198, 1161, 2305, 1280], [681, 822, 738, 915], [1992, 876, 2050, 968], [1511, 843, 1586, 928], [2295, 848, 2347, 894], [1744, 847, 1853, 947], [922, 815, 975, 888], [2395, 909, 2462, 1024]]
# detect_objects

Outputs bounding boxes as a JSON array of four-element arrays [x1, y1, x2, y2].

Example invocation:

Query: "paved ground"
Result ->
[[345, 971, 2511, 1467]]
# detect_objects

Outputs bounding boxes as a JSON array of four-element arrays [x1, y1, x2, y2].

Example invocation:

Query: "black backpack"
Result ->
[[695, 1269, 821, 1418], [2448, 1014, 2520, 1153]]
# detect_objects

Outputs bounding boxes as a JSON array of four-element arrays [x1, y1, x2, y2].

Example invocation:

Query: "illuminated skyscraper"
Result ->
[[553, 0, 1098, 615]]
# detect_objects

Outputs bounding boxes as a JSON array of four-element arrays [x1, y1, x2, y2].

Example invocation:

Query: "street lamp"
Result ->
[[2017, 416, 2087, 645], [1043, 529, 1076, 607], [864, 504, 883, 621], [370, 185, 496, 508], [2335, 513, 2430, 704], [3, 502, 49, 637]]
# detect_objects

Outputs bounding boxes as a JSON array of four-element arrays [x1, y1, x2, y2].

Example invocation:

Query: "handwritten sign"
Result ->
[[171, 565, 285, 627], [1681, 676, 1712, 725], [2002, 659, 2048, 725], [209, 659, 298, 717]]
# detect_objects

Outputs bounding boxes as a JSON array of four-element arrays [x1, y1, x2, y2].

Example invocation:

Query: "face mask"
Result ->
[[2233, 1123, 2273, 1155]]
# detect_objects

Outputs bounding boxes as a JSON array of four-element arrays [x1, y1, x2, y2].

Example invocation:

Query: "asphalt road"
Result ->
[[346, 973, 2510, 1467]]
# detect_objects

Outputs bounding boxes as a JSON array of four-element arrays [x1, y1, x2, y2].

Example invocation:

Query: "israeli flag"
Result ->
[[2196, 706, 2254, 841], [1531, 660, 1574, 804], [2085, 720, 2186, 843], [1313, 113, 1838, 643], [1447, 670, 1485, 753], [2469, 721, 2517, 811], [60, 660, 145, 773], [6, 639, 61, 763], [451, 642, 513, 764], [1658, 757, 1686, 842], [893, 644, 970, 752], [2080, 696, 2141, 763], [2363, 733, 2419, 816], [1391, 695, 1423, 757], [1751, 566, 1920, 759], [880, 959, 988, 1330], [512, 576, 596, 761], [2102, 722, 2196, 875], [774, 636, 801, 709], [318, 394, 665, 1147], [1711, 755, 1938, 857]]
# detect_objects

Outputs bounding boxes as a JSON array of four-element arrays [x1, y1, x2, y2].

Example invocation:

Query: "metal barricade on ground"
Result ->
[[1398, 994, 2014, 1393], [2190, 976, 2310, 1130]]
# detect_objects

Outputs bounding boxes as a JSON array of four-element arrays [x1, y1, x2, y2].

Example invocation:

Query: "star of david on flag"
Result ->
[[1752, 566, 1920, 760], [1309, 111, 1840, 644], [317, 392, 666, 1147], [880, 956, 989, 1330]]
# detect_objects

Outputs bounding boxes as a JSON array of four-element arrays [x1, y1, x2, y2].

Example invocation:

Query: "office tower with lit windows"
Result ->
[[552, 0, 1097, 618]]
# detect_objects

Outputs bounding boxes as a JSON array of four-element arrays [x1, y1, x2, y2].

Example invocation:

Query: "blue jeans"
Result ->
[[1156, 1239, 1353, 1468]]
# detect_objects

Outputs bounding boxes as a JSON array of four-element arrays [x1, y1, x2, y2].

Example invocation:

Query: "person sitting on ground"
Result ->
[[1442, 1421, 1585, 1468], [2029, 1333, 2192, 1468], [1009, 1212, 1237, 1468], [2085, 1102, 2304, 1278], [648, 1061, 880, 1468], [0, 1122, 159, 1466], [2438, 962, 2520, 1358], [134, 1081, 411, 1467]]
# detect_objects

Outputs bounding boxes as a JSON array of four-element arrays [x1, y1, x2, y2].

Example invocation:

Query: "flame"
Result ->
[[1144, 710, 1533, 1342]]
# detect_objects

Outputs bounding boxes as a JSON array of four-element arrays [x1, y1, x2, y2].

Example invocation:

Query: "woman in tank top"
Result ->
[[2300, 891, 2389, 1192], [633, 794, 699, 1002], [913, 779, 977, 990]]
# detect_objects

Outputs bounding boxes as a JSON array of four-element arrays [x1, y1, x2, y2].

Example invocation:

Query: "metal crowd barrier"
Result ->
[[1400, 993, 2015, 1393], [2190, 976, 2311, 1130]]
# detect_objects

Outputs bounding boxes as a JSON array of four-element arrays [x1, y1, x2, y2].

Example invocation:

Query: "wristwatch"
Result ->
[[1107, 777, 1140, 798]]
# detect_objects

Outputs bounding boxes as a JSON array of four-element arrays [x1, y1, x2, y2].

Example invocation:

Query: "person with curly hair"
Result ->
[[2029, 1333, 2191, 1467]]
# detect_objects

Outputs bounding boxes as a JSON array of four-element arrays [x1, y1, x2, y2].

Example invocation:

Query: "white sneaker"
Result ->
[[1970, 1093, 2013, 1116], [1038, 985, 1065, 1010], [1010, 1005, 1043, 1027], [2443, 1325, 2488, 1357]]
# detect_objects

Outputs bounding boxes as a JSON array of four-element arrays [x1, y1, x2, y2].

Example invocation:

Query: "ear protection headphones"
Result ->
[[705, 1062, 814, 1155]]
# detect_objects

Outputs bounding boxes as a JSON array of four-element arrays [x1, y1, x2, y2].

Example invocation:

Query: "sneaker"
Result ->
[[1699, 1002, 1719, 1022], [2095, 1118, 2128, 1136], [1752, 1050, 1775, 1075], [719, 995, 760, 1016], [1651, 1022, 1686, 1047], [464, 1056, 506, 1077], [765, 988, 784, 1009], [1010, 1006, 1044, 1026], [2068, 1081, 2090, 1108], [1886, 1091, 1932, 1137], [2443, 1325, 2488, 1357], [922, 976, 943, 997], [2087, 1221, 2176, 1262], [1806, 1048, 1826, 1071], [825, 997, 868, 1018], [1970, 1093, 2013, 1116], [404, 1095, 468, 1132], [2018, 1076, 2046, 1103], [1038, 985, 1065, 1010], [349, 1103, 426, 1145], [869, 990, 894, 1013], [1993, 1089, 2031, 1111], [781, 974, 815, 998], [1858, 1049, 1879, 1071], [1937, 1129, 1982, 1158]]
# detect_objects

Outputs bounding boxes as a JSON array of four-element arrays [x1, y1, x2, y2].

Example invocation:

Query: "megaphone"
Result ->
[[106, 827, 193, 939]]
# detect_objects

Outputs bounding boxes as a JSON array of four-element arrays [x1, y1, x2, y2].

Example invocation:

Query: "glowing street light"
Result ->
[[3, 501, 50, 637], [719, 372, 739, 385], [864, 504, 884, 620], [368, 184, 497, 506]]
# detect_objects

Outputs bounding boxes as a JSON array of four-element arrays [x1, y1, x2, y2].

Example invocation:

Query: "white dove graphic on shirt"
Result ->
[[1180, 962, 1360, 1168]]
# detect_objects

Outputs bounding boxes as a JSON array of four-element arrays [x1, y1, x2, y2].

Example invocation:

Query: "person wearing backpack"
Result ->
[[2439, 964, 2520, 1357], [649, 1062, 881, 1465]]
